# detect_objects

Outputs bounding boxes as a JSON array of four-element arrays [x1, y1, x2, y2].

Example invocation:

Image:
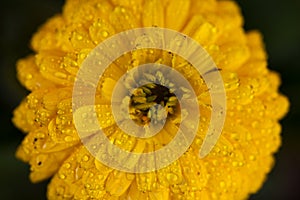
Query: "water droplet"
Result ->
[[59, 174, 66, 179], [77, 189, 84, 195], [251, 121, 259, 128], [232, 161, 238, 167], [166, 173, 178, 182], [101, 31, 109, 38], [120, 8, 126, 13], [220, 181, 225, 188], [195, 138, 202, 146], [81, 113, 88, 119], [54, 72, 67, 79], [64, 136, 73, 142], [212, 160, 218, 166], [77, 35, 83, 41], [249, 155, 256, 161], [82, 155, 89, 162], [64, 163, 71, 169], [176, 40, 183, 47], [26, 74, 33, 79]]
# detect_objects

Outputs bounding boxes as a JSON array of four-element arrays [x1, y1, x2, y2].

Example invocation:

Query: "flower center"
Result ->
[[129, 83, 178, 126]]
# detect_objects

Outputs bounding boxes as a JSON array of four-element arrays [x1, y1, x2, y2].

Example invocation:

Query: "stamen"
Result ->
[[129, 83, 178, 126]]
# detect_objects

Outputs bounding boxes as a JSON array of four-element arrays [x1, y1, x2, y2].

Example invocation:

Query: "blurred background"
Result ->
[[0, 0, 299, 199]]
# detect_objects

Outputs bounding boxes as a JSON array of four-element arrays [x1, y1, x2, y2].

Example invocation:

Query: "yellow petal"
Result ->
[[31, 15, 64, 51], [70, 28, 95, 50], [36, 51, 74, 86], [183, 15, 218, 46], [143, 0, 164, 27], [109, 7, 140, 32], [165, 0, 190, 30], [17, 56, 56, 91], [100, 77, 117, 100], [136, 171, 157, 191], [157, 160, 183, 187], [13, 101, 37, 132], [89, 19, 116, 45], [29, 149, 73, 183], [106, 171, 135, 196], [110, 0, 144, 20]]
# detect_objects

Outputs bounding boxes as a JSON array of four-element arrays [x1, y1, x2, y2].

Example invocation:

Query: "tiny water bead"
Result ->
[[129, 83, 178, 126]]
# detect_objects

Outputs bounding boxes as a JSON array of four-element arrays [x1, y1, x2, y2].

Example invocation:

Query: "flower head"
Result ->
[[13, 0, 289, 199]]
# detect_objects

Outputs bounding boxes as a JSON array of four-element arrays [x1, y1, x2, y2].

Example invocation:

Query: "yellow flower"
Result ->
[[13, 0, 289, 199]]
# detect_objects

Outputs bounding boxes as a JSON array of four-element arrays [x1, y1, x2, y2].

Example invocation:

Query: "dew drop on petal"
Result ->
[[249, 155, 256, 161], [101, 31, 109, 38], [64, 162, 71, 169], [59, 174, 66, 179], [26, 74, 33, 79], [232, 161, 238, 167], [220, 181, 226, 188], [82, 155, 89, 162], [166, 173, 178, 182], [64, 136, 73, 142]]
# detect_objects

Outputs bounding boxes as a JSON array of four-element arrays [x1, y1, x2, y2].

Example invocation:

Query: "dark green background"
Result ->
[[0, 0, 299, 199]]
